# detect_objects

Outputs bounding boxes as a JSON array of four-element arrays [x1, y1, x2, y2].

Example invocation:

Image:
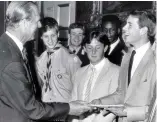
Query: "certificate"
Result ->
[[89, 104, 124, 108]]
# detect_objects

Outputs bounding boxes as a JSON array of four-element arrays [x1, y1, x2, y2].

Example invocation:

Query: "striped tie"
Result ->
[[84, 67, 95, 102], [45, 51, 53, 92]]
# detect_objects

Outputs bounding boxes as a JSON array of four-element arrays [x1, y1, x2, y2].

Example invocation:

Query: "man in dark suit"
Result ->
[[0, 2, 91, 122], [67, 23, 90, 67], [102, 15, 126, 66]]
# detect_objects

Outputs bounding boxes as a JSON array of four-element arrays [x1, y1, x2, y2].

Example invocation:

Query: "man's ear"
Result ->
[[140, 27, 148, 36], [104, 45, 108, 53]]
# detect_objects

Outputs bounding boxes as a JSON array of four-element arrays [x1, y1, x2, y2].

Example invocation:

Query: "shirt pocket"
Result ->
[[53, 68, 72, 89]]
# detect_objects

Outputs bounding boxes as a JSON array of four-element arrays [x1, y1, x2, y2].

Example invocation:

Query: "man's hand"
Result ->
[[69, 100, 92, 116], [106, 107, 127, 117]]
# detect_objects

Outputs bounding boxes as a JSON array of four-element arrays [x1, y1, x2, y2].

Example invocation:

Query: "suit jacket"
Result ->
[[101, 47, 156, 122], [71, 58, 120, 122], [36, 46, 81, 102], [105, 39, 125, 66], [0, 33, 69, 122]]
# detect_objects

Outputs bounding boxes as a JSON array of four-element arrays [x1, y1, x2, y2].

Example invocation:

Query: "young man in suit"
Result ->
[[67, 23, 90, 67], [102, 15, 126, 66], [0, 2, 91, 122], [70, 31, 120, 122], [92, 10, 156, 122]]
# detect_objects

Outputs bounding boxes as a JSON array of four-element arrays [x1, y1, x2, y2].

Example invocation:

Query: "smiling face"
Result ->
[[122, 15, 141, 46], [41, 28, 58, 50], [69, 28, 84, 47], [86, 38, 105, 65]]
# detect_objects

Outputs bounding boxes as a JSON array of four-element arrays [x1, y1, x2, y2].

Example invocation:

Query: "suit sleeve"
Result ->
[[126, 68, 156, 122], [99, 78, 125, 105], [1, 62, 70, 121]]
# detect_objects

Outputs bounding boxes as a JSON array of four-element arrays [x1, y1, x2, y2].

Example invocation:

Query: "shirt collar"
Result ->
[[90, 58, 105, 72], [135, 42, 151, 54], [6, 31, 23, 53], [69, 45, 81, 54], [110, 38, 120, 48]]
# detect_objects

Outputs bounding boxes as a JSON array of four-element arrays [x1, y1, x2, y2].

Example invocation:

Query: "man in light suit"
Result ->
[[91, 10, 156, 122], [70, 31, 120, 122], [0, 2, 91, 122]]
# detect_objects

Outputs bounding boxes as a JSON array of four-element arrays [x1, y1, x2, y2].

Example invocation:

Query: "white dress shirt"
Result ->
[[82, 58, 105, 101], [108, 38, 120, 55], [131, 42, 151, 78], [6, 31, 23, 54]]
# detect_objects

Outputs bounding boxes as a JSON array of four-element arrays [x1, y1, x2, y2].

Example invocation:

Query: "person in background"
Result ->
[[36, 17, 81, 103], [70, 31, 120, 122], [92, 10, 156, 122], [0, 2, 91, 122], [102, 15, 127, 66], [67, 23, 90, 67]]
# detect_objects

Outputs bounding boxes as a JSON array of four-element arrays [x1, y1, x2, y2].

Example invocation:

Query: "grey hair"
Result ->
[[6, 1, 38, 28]]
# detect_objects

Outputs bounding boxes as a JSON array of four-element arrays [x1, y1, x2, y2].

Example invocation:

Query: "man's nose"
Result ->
[[106, 31, 111, 37], [92, 48, 96, 54]]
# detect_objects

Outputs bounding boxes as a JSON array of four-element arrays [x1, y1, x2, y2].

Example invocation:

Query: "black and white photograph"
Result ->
[[0, 1, 156, 122]]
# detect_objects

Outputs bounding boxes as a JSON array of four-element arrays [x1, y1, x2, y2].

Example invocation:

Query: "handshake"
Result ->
[[68, 100, 125, 117]]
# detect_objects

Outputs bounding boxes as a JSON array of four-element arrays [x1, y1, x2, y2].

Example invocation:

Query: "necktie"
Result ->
[[128, 50, 136, 86], [22, 48, 36, 93], [45, 51, 53, 92], [22, 48, 28, 63], [84, 67, 95, 102]]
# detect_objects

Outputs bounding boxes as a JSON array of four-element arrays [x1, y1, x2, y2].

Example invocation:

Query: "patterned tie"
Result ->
[[128, 50, 136, 86], [45, 51, 53, 92], [84, 66, 95, 102], [22, 47, 28, 63], [22, 47, 36, 93]]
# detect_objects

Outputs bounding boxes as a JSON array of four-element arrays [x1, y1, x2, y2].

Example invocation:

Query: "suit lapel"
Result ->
[[110, 40, 123, 56], [125, 48, 153, 101], [4, 33, 22, 58], [78, 66, 90, 100], [119, 51, 132, 100], [90, 59, 110, 97], [4, 33, 32, 83]]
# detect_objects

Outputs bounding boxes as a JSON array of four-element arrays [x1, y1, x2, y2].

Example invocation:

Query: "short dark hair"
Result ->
[[68, 22, 85, 34], [86, 31, 110, 47], [39, 17, 58, 36], [102, 15, 121, 29], [129, 10, 156, 37]]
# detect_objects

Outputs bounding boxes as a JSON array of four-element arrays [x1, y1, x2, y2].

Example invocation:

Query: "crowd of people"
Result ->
[[0, 1, 156, 122]]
